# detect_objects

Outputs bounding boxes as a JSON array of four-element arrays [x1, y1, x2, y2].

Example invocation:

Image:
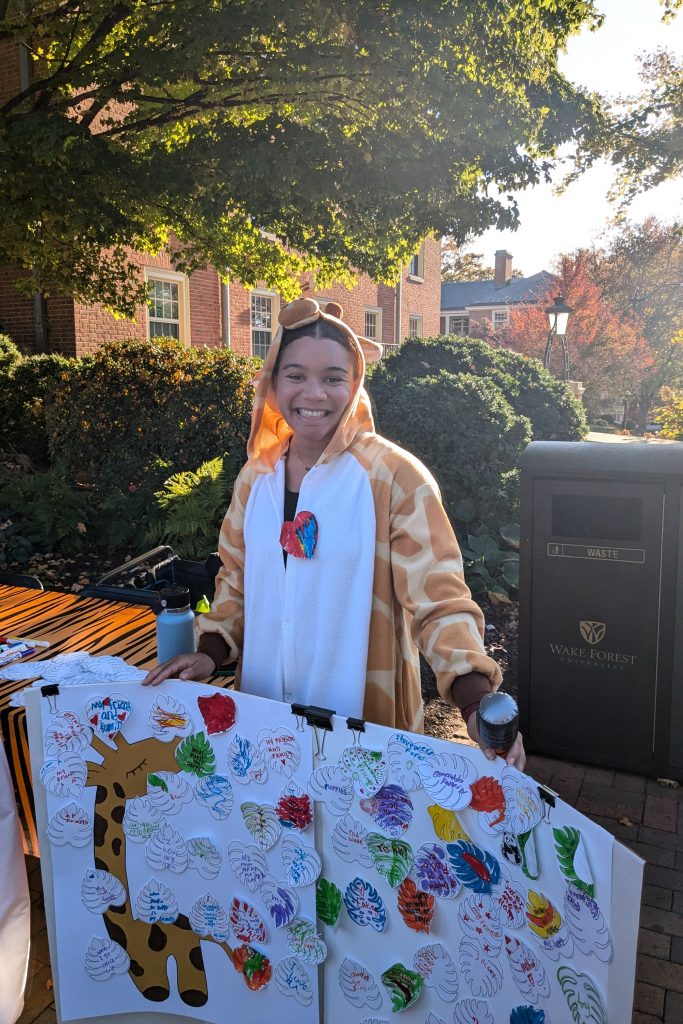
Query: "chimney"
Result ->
[[494, 250, 512, 289]]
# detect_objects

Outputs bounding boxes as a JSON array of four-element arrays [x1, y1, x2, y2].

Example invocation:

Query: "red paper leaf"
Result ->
[[197, 692, 236, 735], [397, 878, 434, 933]]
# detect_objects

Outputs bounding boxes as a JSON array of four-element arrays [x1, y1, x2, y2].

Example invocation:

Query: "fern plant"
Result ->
[[3, 462, 92, 556]]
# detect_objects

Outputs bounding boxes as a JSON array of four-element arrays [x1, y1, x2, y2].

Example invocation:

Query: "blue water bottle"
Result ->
[[156, 586, 196, 664]]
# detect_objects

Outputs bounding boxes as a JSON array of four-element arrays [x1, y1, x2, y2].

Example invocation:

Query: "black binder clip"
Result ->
[[537, 783, 557, 824], [346, 717, 366, 746], [303, 706, 335, 761], [41, 683, 60, 714], [290, 703, 308, 733]]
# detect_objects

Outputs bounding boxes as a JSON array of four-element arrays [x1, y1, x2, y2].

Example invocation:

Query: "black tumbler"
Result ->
[[477, 691, 519, 753]]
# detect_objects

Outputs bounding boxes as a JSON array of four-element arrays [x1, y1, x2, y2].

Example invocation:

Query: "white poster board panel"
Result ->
[[27, 683, 317, 1024], [312, 714, 641, 1024]]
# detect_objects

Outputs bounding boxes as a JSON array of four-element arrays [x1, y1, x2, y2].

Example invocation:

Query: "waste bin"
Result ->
[[518, 440, 683, 779]]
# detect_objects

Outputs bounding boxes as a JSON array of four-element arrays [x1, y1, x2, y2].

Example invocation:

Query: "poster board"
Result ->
[[26, 682, 643, 1024]]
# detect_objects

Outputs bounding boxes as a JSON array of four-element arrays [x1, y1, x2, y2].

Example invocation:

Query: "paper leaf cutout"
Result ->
[[241, 802, 282, 851], [316, 877, 343, 927], [426, 1014, 447, 1024], [360, 783, 414, 837], [339, 957, 383, 1009], [397, 877, 434, 933], [526, 889, 574, 961], [557, 966, 606, 1023], [195, 773, 234, 820], [458, 893, 503, 954], [197, 691, 236, 735], [412, 842, 461, 898], [227, 734, 268, 784], [122, 796, 165, 844], [308, 764, 354, 814], [338, 745, 388, 797], [366, 832, 413, 888], [40, 752, 87, 798], [228, 841, 268, 892], [386, 733, 435, 790], [146, 771, 193, 815], [413, 943, 459, 1001], [276, 784, 313, 830], [459, 937, 504, 998], [190, 893, 230, 942], [258, 728, 301, 778], [81, 869, 126, 913], [418, 752, 478, 810], [229, 897, 267, 943], [501, 767, 543, 835], [84, 937, 130, 980], [85, 692, 131, 741], [381, 963, 424, 1013], [261, 875, 299, 928], [281, 835, 322, 887], [563, 885, 613, 962], [44, 711, 92, 756], [231, 944, 272, 991], [447, 841, 501, 894], [175, 731, 216, 777], [46, 802, 92, 847], [187, 837, 222, 879], [344, 877, 387, 932], [148, 693, 193, 741], [452, 1000, 494, 1024], [553, 825, 595, 896], [428, 803, 471, 843], [504, 934, 551, 1004], [501, 831, 524, 868], [286, 917, 327, 965], [275, 956, 314, 1006], [509, 1008, 548, 1024], [135, 878, 179, 924], [145, 824, 189, 874], [470, 776, 506, 829], [518, 829, 540, 880], [332, 814, 373, 867], [494, 875, 527, 929]]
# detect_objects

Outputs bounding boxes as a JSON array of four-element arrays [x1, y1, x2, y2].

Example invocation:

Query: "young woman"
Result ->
[[144, 297, 524, 768]]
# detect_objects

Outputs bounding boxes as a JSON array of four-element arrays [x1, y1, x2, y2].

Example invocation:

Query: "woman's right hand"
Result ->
[[142, 652, 216, 687]]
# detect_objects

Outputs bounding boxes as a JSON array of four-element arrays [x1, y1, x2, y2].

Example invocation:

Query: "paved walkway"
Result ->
[[17, 752, 683, 1024]]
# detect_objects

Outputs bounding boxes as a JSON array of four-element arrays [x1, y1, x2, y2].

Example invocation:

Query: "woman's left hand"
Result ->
[[466, 713, 526, 771]]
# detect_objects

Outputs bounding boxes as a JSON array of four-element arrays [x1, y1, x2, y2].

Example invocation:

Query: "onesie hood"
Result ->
[[246, 297, 382, 472]]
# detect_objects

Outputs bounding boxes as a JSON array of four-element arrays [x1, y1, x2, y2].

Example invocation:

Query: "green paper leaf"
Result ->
[[381, 962, 424, 1012], [316, 877, 342, 927], [366, 833, 414, 888], [553, 825, 595, 896], [147, 772, 169, 793], [175, 731, 216, 777]]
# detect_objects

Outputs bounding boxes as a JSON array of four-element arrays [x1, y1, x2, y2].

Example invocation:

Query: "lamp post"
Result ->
[[543, 294, 572, 381]]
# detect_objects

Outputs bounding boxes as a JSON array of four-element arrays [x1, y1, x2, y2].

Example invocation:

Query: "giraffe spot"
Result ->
[[181, 989, 208, 1007], [148, 925, 167, 952], [93, 814, 108, 848], [189, 945, 205, 971], [112, 837, 122, 857], [113, 781, 125, 799], [110, 903, 126, 916], [175, 914, 191, 931], [129, 959, 144, 977], [111, 804, 125, 824], [95, 786, 107, 805], [94, 857, 108, 871], [142, 985, 170, 1001], [104, 918, 128, 950]]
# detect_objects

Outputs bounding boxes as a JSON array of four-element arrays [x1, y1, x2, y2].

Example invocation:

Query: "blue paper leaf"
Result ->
[[446, 841, 501, 894], [510, 1007, 547, 1024], [412, 842, 461, 897], [343, 877, 387, 932]]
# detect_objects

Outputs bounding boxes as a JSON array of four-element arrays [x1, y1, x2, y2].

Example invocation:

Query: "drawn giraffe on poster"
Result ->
[[84, 731, 270, 1004]]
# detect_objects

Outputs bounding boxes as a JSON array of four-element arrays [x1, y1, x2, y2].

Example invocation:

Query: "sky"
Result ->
[[464, 0, 683, 276]]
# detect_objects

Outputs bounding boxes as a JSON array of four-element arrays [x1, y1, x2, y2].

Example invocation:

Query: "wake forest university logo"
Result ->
[[579, 620, 607, 646]]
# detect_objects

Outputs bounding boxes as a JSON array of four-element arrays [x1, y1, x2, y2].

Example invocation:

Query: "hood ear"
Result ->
[[278, 297, 320, 330], [358, 336, 383, 364]]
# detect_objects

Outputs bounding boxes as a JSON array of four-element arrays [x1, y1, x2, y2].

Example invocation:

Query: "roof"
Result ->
[[441, 270, 556, 311]]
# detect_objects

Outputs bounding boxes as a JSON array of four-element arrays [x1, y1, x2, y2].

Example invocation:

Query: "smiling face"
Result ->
[[274, 335, 357, 452]]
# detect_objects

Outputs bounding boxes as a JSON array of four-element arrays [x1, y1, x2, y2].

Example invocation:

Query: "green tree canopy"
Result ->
[[0, 0, 601, 315]]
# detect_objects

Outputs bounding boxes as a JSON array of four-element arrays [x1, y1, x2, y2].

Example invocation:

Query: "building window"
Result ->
[[408, 245, 424, 280], [145, 269, 189, 342], [408, 314, 423, 339], [364, 307, 382, 340], [449, 315, 469, 336], [251, 292, 278, 358], [493, 310, 509, 329]]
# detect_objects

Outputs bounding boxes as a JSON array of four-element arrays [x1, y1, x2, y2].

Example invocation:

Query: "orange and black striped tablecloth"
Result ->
[[0, 585, 160, 855]]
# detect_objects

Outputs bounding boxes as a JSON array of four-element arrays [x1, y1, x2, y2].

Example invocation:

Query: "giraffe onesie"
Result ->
[[196, 298, 502, 732]]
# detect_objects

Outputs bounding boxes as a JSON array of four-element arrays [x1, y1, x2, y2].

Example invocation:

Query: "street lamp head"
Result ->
[[546, 294, 572, 336]]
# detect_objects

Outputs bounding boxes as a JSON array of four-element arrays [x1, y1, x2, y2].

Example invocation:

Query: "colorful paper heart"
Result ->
[[85, 693, 131, 741], [280, 510, 318, 559]]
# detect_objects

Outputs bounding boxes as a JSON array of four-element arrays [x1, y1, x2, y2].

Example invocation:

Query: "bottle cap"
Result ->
[[159, 585, 191, 610], [477, 691, 519, 752]]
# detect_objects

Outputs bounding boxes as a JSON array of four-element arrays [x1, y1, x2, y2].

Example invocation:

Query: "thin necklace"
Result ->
[[290, 443, 312, 473]]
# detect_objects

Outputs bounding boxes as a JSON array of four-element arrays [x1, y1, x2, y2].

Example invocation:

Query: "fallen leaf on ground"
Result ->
[[618, 816, 634, 827], [656, 778, 680, 789]]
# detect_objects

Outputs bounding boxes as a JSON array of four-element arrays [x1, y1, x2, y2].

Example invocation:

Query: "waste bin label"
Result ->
[[546, 542, 645, 564]]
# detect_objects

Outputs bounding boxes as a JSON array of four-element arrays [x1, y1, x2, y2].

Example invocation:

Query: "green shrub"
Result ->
[[0, 334, 21, 374], [372, 370, 532, 525], [371, 337, 587, 441], [45, 339, 258, 493], [0, 352, 75, 464], [2, 463, 92, 556]]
